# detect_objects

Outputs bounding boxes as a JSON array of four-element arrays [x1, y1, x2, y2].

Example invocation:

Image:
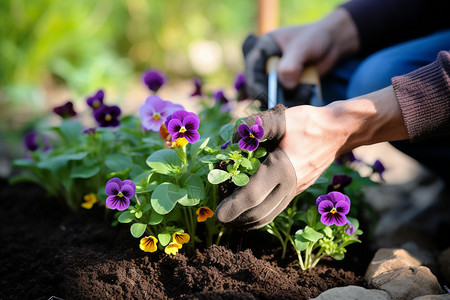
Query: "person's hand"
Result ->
[[244, 8, 359, 106], [215, 104, 345, 230], [216, 86, 407, 230]]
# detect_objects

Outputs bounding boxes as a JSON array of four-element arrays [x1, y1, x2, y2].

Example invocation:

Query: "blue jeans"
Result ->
[[320, 29, 450, 182]]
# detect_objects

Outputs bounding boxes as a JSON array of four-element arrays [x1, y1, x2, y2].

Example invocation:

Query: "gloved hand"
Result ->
[[243, 34, 314, 109], [215, 104, 298, 230]]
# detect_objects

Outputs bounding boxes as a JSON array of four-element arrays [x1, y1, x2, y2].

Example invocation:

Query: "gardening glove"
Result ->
[[243, 34, 314, 109], [216, 104, 298, 230]]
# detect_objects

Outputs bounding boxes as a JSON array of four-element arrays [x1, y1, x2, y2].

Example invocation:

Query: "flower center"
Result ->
[[93, 100, 101, 108], [105, 114, 112, 122], [333, 184, 340, 189], [153, 113, 161, 120], [117, 192, 124, 197], [330, 208, 337, 214], [179, 126, 186, 133], [249, 133, 255, 138]]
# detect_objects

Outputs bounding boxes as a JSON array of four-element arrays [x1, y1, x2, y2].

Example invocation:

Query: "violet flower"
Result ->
[[326, 174, 352, 193], [142, 69, 166, 92], [24, 131, 51, 153], [86, 89, 104, 110], [335, 151, 358, 166], [105, 177, 136, 211], [94, 104, 121, 127], [190, 78, 203, 97], [221, 141, 231, 150], [233, 73, 248, 101], [53, 101, 77, 118], [140, 95, 184, 132], [346, 220, 356, 235], [237, 117, 264, 152], [213, 89, 229, 105], [372, 160, 386, 181], [316, 191, 351, 226], [167, 110, 200, 144]]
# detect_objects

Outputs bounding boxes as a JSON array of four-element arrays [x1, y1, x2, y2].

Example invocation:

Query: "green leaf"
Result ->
[[158, 232, 172, 247], [294, 229, 310, 251], [57, 120, 83, 144], [130, 223, 147, 238], [148, 210, 163, 225], [248, 158, 260, 175], [200, 155, 219, 164], [118, 211, 134, 223], [240, 157, 252, 169], [189, 137, 210, 157], [253, 147, 267, 159], [322, 226, 333, 238], [215, 153, 229, 160], [105, 153, 133, 172], [307, 206, 318, 226], [219, 123, 235, 142], [71, 164, 100, 179], [135, 211, 143, 219], [232, 173, 249, 186], [208, 169, 231, 184], [331, 252, 345, 260], [178, 173, 204, 206], [302, 226, 324, 242], [146, 149, 182, 175], [151, 182, 188, 214]]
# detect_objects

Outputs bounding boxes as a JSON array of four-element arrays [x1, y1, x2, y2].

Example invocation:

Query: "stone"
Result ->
[[402, 242, 438, 274], [438, 247, 450, 284], [370, 266, 443, 300], [310, 285, 391, 300], [365, 248, 421, 282], [412, 295, 450, 300]]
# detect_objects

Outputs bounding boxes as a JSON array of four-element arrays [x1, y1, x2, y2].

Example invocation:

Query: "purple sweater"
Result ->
[[342, 0, 450, 142]]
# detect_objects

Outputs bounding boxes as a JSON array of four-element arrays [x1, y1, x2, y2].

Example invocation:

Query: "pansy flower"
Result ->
[[140, 236, 158, 252], [140, 95, 184, 132], [316, 191, 351, 226], [213, 89, 231, 111], [53, 101, 77, 118], [142, 69, 166, 92], [233, 73, 248, 101], [165, 242, 182, 255], [105, 177, 136, 211], [81, 193, 98, 209], [346, 220, 356, 235], [24, 131, 51, 153], [167, 110, 200, 144], [372, 160, 386, 181], [221, 141, 231, 150], [94, 104, 121, 127], [190, 77, 203, 97], [237, 116, 264, 152], [173, 232, 190, 245], [196, 206, 214, 222], [326, 174, 352, 193], [86, 89, 104, 110], [335, 151, 358, 166]]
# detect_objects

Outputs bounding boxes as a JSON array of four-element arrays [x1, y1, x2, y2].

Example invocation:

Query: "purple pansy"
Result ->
[[167, 110, 200, 143], [24, 131, 51, 153], [94, 104, 121, 127], [335, 151, 358, 166], [86, 89, 104, 110], [237, 117, 264, 152], [372, 160, 386, 181], [346, 220, 356, 235], [142, 69, 166, 92], [221, 140, 231, 150], [233, 73, 248, 101], [213, 90, 229, 105], [316, 191, 351, 226], [190, 78, 203, 97], [105, 177, 136, 211], [140, 95, 184, 132], [326, 174, 352, 193], [53, 101, 77, 118]]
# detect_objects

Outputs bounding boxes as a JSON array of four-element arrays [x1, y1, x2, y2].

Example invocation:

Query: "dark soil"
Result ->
[[0, 178, 370, 300]]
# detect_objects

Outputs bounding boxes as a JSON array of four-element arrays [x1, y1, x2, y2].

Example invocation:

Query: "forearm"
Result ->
[[329, 86, 408, 156]]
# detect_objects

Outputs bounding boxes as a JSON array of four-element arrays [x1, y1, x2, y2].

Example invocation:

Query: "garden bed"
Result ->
[[0, 179, 374, 299]]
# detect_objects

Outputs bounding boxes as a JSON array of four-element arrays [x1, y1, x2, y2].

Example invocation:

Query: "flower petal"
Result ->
[[328, 191, 351, 206], [115, 198, 130, 211], [106, 195, 122, 209], [318, 200, 334, 215], [121, 184, 136, 199], [106, 182, 120, 196], [333, 213, 348, 226], [238, 124, 251, 138], [183, 130, 200, 143], [183, 116, 200, 131], [238, 136, 258, 151], [320, 212, 335, 226], [316, 194, 331, 208], [250, 125, 264, 140]]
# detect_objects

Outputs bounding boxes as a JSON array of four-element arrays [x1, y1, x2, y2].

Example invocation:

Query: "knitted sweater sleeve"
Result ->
[[392, 51, 450, 142]]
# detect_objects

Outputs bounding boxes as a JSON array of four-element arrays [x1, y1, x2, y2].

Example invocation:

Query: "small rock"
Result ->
[[370, 266, 443, 300], [438, 247, 450, 284], [412, 295, 450, 300], [402, 242, 438, 274], [365, 248, 421, 281], [310, 285, 391, 300]]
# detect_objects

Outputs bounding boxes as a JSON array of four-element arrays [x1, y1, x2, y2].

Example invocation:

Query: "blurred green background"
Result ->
[[0, 0, 343, 144]]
